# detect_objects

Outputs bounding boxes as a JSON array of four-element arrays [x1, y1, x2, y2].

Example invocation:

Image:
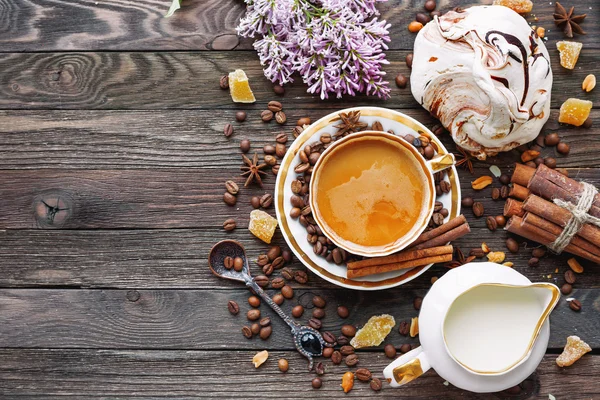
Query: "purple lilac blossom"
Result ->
[[237, 0, 391, 99]]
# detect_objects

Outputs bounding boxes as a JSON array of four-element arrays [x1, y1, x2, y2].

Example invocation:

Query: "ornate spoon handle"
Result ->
[[245, 278, 300, 332]]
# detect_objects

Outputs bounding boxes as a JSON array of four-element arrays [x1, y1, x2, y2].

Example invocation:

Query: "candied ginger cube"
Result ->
[[557, 41, 583, 70], [229, 69, 256, 103], [248, 210, 277, 244], [492, 0, 532, 14], [350, 314, 395, 349], [559, 98, 593, 126], [556, 335, 591, 367]]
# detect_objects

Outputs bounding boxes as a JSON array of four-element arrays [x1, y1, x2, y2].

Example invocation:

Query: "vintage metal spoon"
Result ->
[[209, 240, 328, 370]]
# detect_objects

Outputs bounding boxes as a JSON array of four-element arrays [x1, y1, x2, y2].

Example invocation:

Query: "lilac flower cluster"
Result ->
[[237, 0, 391, 99]]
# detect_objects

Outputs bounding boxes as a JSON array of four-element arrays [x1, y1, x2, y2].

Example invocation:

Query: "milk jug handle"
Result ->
[[383, 346, 431, 387]]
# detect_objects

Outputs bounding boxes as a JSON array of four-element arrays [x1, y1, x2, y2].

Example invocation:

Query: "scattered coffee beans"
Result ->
[[223, 192, 237, 206], [472, 202, 484, 217], [312, 308, 325, 319], [281, 285, 294, 299], [235, 111, 247, 122], [260, 325, 272, 339], [561, 283, 573, 295], [355, 368, 372, 381], [248, 296, 260, 308], [398, 320, 410, 336], [292, 305, 304, 318], [223, 218, 236, 231], [400, 343, 412, 353], [233, 256, 244, 271], [272, 293, 284, 305], [384, 344, 397, 358], [278, 358, 289, 372], [308, 318, 322, 330], [247, 309, 261, 321], [461, 196, 474, 208], [227, 300, 239, 315], [242, 326, 253, 338], [506, 238, 519, 253], [312, 296, 326, 308], [341, 325, 357, 337], [312, 378, 322, 389], [224, 123, 234, 138], [569, 299, 582, 311], [345, 354, 359, 366], [240, 139, 251, 153], [331, 351, 342, 364], [219, 75, 229, 89], [251, 196, 261, 209], [337, 306, 349, 318], [395, 73, 408, 88], [370, 377, 382, 391]]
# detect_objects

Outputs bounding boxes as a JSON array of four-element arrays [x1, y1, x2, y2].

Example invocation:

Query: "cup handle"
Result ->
[[425, 153, 455, 174], [383, 346, 431, 387]]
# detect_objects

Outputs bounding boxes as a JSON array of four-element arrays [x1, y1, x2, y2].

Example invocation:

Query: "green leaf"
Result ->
[[165, 0, 181, 18]]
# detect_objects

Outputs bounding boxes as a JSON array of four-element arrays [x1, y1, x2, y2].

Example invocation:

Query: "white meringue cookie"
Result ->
[[411, 6, 552, 159]]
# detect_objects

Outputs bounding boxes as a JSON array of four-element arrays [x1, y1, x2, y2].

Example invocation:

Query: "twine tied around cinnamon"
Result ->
[[549, 182, 600, 253]]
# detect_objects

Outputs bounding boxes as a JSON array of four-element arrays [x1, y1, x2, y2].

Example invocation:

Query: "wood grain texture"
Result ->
[[0, 288, 597, 350], [0, 50, 597, 110], [1, 109, 598, 169], [1, 349, 599, 399], [1, 0, 598, 51]]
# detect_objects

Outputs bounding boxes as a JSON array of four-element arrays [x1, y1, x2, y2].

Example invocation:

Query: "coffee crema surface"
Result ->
[[314, 136, 427, 248]]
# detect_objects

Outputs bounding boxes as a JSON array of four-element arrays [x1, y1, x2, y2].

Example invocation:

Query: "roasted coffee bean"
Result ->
[[472, 202, 484, 217], [337, 306, 349, 318], [491, 187, 500, 200], [248, 296, 261, 308], [499, 174, 510, 185], [340, 345, 355, 356], [341, 324, 356, 337], [275, 111, 287, 124], [261, 110, 274, 122], [272, 84, 285, 95], [219, 75, 229, 89], [569, 299, 582, 311], [534, 157, 544, 166], [312, 296, 326, 308], [337, 335, 350, 346], [323, 347, 334, 358], [470, 248, 486, 258], [282, 285, 294, 299], [275, 133, 288, 144], [294, 270, 308, 284], [255, 275, 269, 287], [267, 101, 283, 112], [564, 269, 576, 284], [259, 317, 271, 327], [384, 344, 397, 358], [224, 256, 234, 270], [322, 331, 336, 344], [227, 300, 240, 315], [278, 358, 289, 372], [235, 111, 247, 122], [312, 378, 322, 389], [272, 164, 280, 175], [251, 323, 261, 335], [424, 0, 436, 11], [356, 368, 372, 382], [532, 248, 546, 258], [413, 297, 423, 311], [486, 216, 498, 231], [312, 308, 325, 319], [315, 362, 325, 375], [260, 326, 272, 339], [301, 205, 312, 216], [308, 152, 320, 165], [308, 318, 322, 330], [345, 354, 359, 366], [424, 145, 435, 159], [271, 256, 284, 270], [282, 249, 292, 263], [528, 257, 539, 267], [545, 133, 560, 146], [281, 267, 294, 281], [294, 162, 310, 173], [500, 185, 510, 199], [264, 155, 277, 166], [259, 193, 273, 208], [223, 192, 237, 206], [406, 53, 414, 68], [416, 12, 431, 24], [432, 212, 444, 226], [544, 157, 557, 169], [557, 142, 570, 155], [256, 254, 269, 267], [273, 293, 284, 305], [292, 305, 304, 318], [434, 201, 443, 211], [312, 241, 323, 255], [271, 277, 285, 289], [251, 196, 261, 209], [292, 125, 304, 137], [506, 238, 519, 253], [370, 377, 382, 392], [399, 320, 410, 336], [297, 117, 311, 126], [331, 351, 342, 365], [275, 143, 287, 158], [223, 123, 234, 138], [440, 208, 449, 218], [495, 215, 506, 227], [225, 180, 239, 195], [320, 133, 332, 144], [262, 145, 275, 156], [400, 343, 412, 353], [290, 194, 304, 208], [239, 139, 251, 153], [247, 309, 261, 321], [561, 283, 573, 295], [461, 196, 474, 208], [291, 180, 302, 195], [233, 257, 244, 272], [262, 263, 274, 276], [266, 245, 281, 261], [395, 73, 408, 88], [242, 325, 253, 338], [223, 218, 236, 231]]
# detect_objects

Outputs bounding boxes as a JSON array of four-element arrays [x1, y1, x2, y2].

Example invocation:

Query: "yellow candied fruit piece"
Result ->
[[556, 41, 583, 70], [248, 209, 277, 244], [492, 0, 532, 14], [350, 314, 395, 349], [556, 335, 591, 367], [228, 69, 256, 103], [559, 98, 593, 127]]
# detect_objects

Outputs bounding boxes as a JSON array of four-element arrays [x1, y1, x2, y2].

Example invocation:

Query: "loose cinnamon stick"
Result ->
[[409, 215, 467, 247], [522, 194, 600, 248], [506, 216, 600, 264], [504, 198, 525, 217], [347, 245, 454, 270], [412, 223, 471, 250], [347, 254, 453, 278], [509, 183, 530, 201], [524, 213, 600, 258], [511, 163, 535, 187]]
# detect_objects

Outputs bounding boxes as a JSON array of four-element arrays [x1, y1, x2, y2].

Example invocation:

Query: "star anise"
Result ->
[[241, 153, 268, 187], [445, 247, 476, 268], [453, 146, 474, 174], [554, 2, 586, 38], [333, 110, 368, 138]]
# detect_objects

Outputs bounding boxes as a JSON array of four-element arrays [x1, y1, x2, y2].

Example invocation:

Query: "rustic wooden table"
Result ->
[[0, 0, 598, 398]]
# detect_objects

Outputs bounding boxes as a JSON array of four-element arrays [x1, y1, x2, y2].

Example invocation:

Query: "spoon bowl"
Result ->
[[208, 240, 251, 283]]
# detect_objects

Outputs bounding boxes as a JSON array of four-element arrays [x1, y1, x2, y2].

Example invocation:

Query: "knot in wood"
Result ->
[[126, 290, 141, 302], [33, 190, 73, 228]]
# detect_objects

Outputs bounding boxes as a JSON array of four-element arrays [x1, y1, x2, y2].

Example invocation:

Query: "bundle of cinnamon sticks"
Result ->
[[505, 163, 600, 264], [346, 215, 470, 278]]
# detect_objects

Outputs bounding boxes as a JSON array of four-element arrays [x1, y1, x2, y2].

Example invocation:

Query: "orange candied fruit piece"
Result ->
[[228, 69, 256, 103], [559, 98, 593, 126], [556, 335, 591, 367], [350, 314, 395, 348], [556, 41, 583, 70], [248, 209, 277, 244], [492, 0, 533, 14]]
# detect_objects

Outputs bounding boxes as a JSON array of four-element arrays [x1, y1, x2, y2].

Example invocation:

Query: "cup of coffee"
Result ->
[[309, 131, 454, 257]]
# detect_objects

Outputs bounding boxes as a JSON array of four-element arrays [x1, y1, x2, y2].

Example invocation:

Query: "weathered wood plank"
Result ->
[[0, 50, 597, 110], [1, 349, 598, 399], [0, 288, 597, 350], [1, 0, 598, 52], [0, 227, 598, 289], [1, 109, 598, 169]]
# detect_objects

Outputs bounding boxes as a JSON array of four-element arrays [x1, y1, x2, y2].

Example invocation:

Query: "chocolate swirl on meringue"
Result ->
[[411, 6, 552, 160]]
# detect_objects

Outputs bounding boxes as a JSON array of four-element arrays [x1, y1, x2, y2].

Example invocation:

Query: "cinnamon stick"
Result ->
[[522, 194, 600, 248], [347, 245, 454, 270], [504, 198, 525, 217], [347, 254, 453, 278], [412, 223, 470, 250], [523, 213, 600, 258], [409, 215, 467, 247], [506, 216, 600, 264], [511, 163, 535, 187], [509, 183, 530, 201]]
